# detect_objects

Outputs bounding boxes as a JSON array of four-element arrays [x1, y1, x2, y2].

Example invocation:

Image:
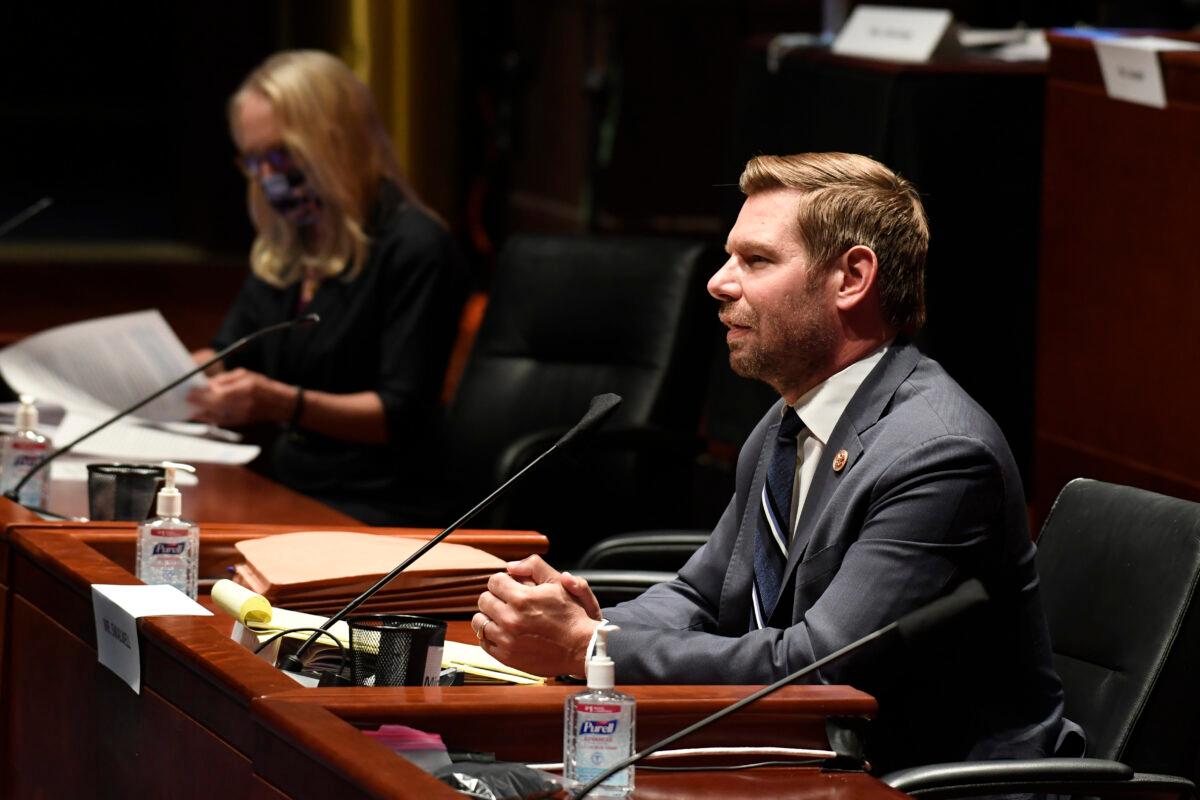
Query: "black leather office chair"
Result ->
[[570, 529, 709, 606], [564, 343, 778, 596], [440, 233, 718, 565], [883, 479, 1200, 798]]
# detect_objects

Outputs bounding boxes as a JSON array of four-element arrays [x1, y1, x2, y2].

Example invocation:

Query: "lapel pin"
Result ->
[[832, 449, 848, 472]]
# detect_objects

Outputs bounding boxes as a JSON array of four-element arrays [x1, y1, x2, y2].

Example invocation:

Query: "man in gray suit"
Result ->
[[474, 152, 1067, 771]]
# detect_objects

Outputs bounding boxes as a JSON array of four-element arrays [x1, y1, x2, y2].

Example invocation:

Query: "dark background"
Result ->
[[2, 0, 1197, 258]]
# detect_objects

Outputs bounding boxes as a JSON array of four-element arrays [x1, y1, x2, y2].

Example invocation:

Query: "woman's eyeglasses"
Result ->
[[237, 146, 295, 177]]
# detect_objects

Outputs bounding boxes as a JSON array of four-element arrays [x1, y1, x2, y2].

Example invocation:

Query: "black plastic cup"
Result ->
[[346, 614, 447, 687], [86, 463, 165, 521]]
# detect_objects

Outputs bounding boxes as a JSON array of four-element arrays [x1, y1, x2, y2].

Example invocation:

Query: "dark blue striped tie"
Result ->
[[752, 409, 805, 629]]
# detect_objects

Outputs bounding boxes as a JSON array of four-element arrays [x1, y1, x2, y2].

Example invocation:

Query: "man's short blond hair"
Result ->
[[740, 152, 929, 333]]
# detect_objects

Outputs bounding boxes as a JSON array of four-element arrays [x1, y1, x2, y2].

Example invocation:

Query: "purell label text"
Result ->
[[10, 453, 41, 469], [152, 542, 187, 555], [580, 719, 618, 736]]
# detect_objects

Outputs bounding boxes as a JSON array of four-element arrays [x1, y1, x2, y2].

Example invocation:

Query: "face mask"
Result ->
[[259, 169, 321, 226]]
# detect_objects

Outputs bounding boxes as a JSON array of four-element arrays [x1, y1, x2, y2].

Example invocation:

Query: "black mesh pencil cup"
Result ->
[[346, 614, 447, 687]]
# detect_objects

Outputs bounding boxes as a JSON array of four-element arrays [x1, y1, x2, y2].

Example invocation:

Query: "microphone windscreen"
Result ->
[[895, 578, 988, 648], [555, 393, 623, 449]]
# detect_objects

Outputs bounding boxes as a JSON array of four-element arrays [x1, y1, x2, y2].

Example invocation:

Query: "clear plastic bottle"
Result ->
[[0, 395, 51, 508], [564, 624, 635, 797], [136, 461, 199, 599]]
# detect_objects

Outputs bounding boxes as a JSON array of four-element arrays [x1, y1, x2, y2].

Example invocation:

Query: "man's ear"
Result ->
[[833, 245, 879, 312]]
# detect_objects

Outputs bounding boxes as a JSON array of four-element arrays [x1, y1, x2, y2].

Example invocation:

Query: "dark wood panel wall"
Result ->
[[1034, 34, 1200, 519], [0, 259, 246, 353]]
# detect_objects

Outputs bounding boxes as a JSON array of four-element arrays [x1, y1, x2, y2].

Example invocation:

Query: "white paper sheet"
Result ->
[[832, 5, 955, 63], [56, 410, 259, 465], [92, 584, 212, 694], [1095, 36, 1200, 109], [0, 310, 205, 423]]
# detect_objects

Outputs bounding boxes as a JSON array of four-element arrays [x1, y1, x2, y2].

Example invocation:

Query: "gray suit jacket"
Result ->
[[604, 342, 1066, 771]]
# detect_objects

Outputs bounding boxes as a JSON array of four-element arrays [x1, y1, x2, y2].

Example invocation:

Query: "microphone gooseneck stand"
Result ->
[[277, 393, 625, 679], [0, 196, 54, 239]]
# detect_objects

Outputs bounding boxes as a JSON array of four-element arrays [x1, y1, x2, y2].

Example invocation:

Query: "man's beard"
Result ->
[[722, 301, 837, 396]]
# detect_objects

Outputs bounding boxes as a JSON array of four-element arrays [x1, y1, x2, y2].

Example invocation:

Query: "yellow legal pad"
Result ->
[[211, 579, 543, 685]]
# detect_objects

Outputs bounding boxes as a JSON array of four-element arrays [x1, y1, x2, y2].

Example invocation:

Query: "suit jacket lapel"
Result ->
[[775, 342, 923, 602]]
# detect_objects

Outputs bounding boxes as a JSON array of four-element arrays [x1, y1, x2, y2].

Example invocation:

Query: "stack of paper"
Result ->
[[212, 579, 542, 685], [0, 310, 261, 465], [232, 531, 505, 616]]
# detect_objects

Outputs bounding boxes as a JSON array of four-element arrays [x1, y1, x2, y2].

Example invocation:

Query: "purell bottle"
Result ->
[[0, 395, 52, 508], [136, 462, 199, 599], [564, 624, 635, 797]]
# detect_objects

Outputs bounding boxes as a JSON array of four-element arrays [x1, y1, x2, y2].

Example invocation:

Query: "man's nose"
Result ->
[[707, 256, 741, 301]]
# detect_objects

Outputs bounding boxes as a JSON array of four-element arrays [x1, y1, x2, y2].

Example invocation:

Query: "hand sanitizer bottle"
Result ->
[[564, 624, 635, 797], [0, 395, 52, 508], [136, 461, 199, 599]]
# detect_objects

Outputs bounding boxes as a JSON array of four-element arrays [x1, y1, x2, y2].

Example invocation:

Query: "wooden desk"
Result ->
[[253, 693, 897, 800], [1034, 32, 1200, 520], [47, 462, 361, 525], [0, 510, 898, 800]]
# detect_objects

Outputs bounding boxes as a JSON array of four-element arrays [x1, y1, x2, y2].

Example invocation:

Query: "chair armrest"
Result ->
[[569, 569, 677, 606], [576, 530, 710, 571], [882, 758, 1194, 799]]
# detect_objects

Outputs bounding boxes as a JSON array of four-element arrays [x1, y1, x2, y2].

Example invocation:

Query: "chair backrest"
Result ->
[[441, 233, 718, 555], [1037, 478, 1200, 780]]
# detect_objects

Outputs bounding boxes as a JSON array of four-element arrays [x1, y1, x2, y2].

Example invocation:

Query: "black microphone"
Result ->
[[573, 579, 989, 798], [278, 392, 624, 677], [4, 313, 321, 516], [0, 197, 53, 239]]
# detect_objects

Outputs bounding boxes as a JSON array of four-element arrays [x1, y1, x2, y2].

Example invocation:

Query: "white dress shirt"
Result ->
[[785, 343, 890, 536]]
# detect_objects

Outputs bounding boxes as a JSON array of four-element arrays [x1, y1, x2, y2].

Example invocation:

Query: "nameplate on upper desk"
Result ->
[[832, 5, 956, 63], [1094, 36, 1200, 109], [91, 584, 212, 694]]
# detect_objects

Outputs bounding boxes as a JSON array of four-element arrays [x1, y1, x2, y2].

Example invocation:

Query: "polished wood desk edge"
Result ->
[[259, 681, 871, 765], [40, 521, 545, 536], [2, 521, 547, 602], [0, 498, 41, 528], [9, 526, 138, 594], [272, 683, 876, 719], [253, 695, 903, 800], [4, 528, 289, 696], [6, 519, 549, 561], [146, 615, 304, 698], [253, 698, 464, 800]]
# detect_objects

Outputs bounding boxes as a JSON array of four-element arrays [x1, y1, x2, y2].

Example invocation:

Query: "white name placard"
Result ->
[[832, 5, 954, 63], [92, 584, 211, 694], [1094, 36, 1200, 109]]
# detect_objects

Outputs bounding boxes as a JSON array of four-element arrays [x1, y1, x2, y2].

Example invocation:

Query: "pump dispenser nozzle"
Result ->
[[157, 461, 195, 517], [587, 623, 620, 690], [15, 394, 38, 431]]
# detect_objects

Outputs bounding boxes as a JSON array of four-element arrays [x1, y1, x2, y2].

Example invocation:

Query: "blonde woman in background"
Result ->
[[189, 50, 467, 523]]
